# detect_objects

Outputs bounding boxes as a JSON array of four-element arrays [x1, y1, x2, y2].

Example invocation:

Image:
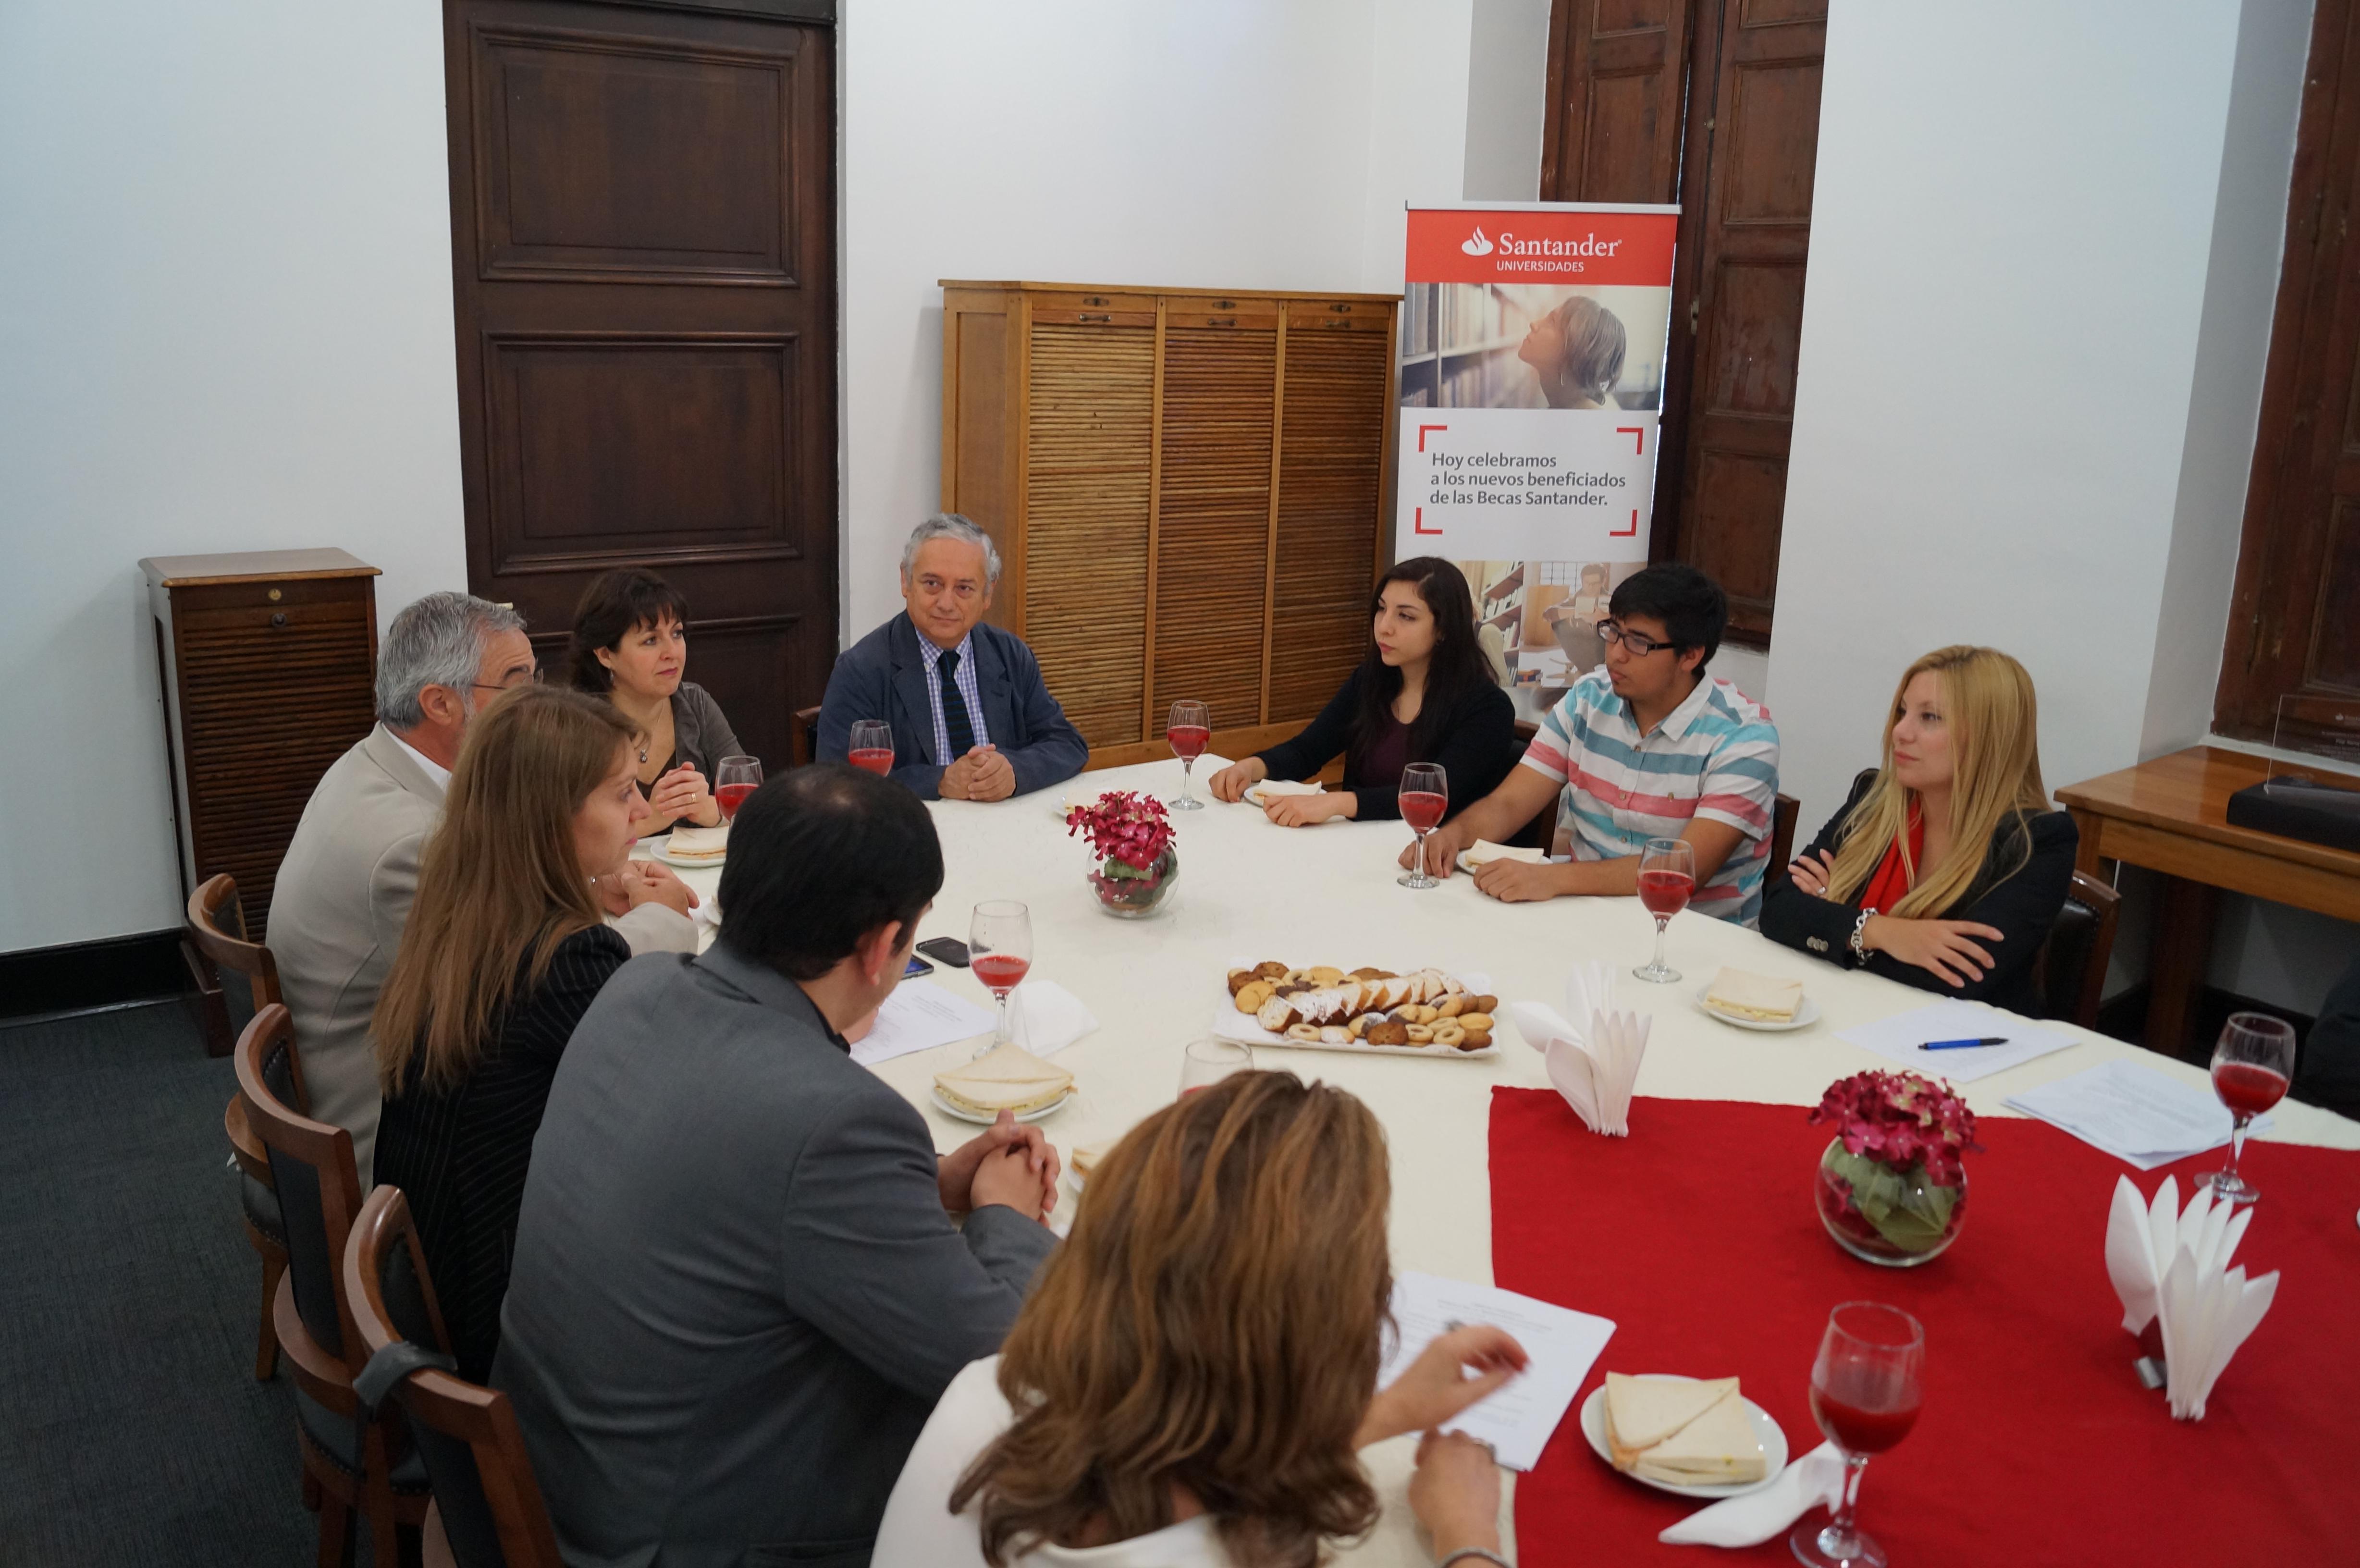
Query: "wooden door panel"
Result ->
[[1720, 59, 1822, 222], [446, 0, 835, 772], [1152, 327, 1278, 735], [1699, 260, 1804, 418], [1685, 452, 1785, 608], [474, 29, 795, 282], [1542, 0, 1693, 204]]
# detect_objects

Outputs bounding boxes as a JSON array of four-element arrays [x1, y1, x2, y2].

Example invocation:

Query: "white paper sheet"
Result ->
[[2003, 1058, 2273, 1170], [1836, 1000, 2080, 1083], [1377, 1271, 1615, 1471], [853, 981, 996, 1067]]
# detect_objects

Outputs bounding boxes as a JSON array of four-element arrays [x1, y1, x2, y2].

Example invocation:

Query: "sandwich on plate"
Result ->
[[934, 1041, 1074, 1119], [1603, 1372, 1766, 1486], [663, 822, 730, 863], [1704, 967, 1804, 1024]]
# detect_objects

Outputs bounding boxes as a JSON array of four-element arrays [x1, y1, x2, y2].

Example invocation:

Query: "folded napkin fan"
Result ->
[[1008, 980, 1099, 1057], [1510, 962, 1650, 1136], [2103, 1174, 2278, 1421], [1659, 1442, 1845, 1548]]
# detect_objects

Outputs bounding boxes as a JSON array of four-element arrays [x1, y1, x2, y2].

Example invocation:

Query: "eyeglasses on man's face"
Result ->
[[471, 666, 544, 693], [1598, 622, 1676, 658]]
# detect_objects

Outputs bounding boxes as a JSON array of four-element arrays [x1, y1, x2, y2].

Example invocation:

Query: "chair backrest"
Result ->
[[2039, 869, 2122, 1030], [791, 704, 822, 768], [1512, 717, 1539, 747], [187, 873, 283, 1011], [346, 1187, 565, 1568], [235, 1004, 361, 1372], [1768, 794, 1802, 884]]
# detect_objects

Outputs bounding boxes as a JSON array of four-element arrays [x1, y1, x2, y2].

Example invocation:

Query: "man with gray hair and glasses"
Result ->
[[270, 591, 696, 1184], [817, 514, 1086, 801]]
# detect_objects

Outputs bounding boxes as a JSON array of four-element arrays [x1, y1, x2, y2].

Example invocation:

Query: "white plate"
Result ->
[[929, 1087, 1073, 1125], [1691, 984, 1821, 1032], [649, 834, 726, 870], [1456, 848, 1550, 875], [1578, 1378, 1788, 1499]]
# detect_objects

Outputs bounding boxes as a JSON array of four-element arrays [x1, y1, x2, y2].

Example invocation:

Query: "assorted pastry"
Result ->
[[1603, 1372, 1768, 1487], [1227, 962, 1498, 1052]]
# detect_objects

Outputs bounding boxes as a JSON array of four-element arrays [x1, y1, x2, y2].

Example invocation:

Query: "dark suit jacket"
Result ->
[[1760, 770, 2078, 1016], [2293, 954, 2360, 1119], [816, 612, 1087, 800], [1254, 665, 1519, 822], [373, 923, 628, 1383], [494, 944, 1057, 1568]]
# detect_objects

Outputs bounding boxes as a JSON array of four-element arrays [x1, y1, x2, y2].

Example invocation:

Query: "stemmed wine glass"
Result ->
[[1179, 1038, 1253, 1096], [714, 756, 762, 822], [848, 720, 895, 777], [2202, 1011, 2297, 1205], [969, 900, 1033, 1053], [1792, 1301, 1925, 1568], [1632, 837, 1694, 984], [1167, 700, 1210, 810], [1396, 763, 1449, 889]]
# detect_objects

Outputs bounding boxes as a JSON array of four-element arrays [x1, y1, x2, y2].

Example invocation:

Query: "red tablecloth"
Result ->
[[1488, 1090, 2360, 1567]]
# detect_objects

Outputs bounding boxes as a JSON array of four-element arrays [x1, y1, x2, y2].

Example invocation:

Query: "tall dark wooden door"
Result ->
[[1544, 0, 1824, 645], [442, 0, 836, 771]]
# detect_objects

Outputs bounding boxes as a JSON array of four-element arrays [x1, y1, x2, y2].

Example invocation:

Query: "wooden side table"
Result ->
[[2056, 745, 2360, 1057], [143, 549, 381, 935]]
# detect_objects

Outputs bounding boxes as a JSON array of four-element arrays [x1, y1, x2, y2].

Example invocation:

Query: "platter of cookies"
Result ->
[[1213, 960, 1501, 1059]]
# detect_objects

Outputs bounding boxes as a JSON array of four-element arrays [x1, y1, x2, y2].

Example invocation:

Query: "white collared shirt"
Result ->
[[389, 728, 452, 792]]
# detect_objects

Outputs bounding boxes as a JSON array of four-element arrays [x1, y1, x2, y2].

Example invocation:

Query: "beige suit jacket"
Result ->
[[269, 724, 694, 1186]]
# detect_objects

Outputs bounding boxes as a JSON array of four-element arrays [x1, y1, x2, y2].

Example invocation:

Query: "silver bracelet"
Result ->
[[1438, 1550, 1511, 1568], [1848, 907, 1873, 961]]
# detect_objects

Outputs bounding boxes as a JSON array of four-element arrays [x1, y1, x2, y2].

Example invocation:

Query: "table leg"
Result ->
[[2143, 875, 2218, 1061], [2067, 807, 2104, 878]]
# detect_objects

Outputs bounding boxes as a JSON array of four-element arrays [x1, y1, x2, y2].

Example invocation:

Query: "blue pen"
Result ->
[[1919, 1036, 2009, 1051]]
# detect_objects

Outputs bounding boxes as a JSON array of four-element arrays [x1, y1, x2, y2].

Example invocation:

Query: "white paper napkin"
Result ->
[[1510, 965, 1649, 1136], [1659, 1442, 1846, 1548], [1243, 778, 1324, 806], [1009, 980, 1099, 1056], [2102, 1174, 2278, 1420]]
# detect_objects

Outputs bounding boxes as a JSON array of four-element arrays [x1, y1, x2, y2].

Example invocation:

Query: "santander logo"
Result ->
[[1461, 226, 1495, 257]]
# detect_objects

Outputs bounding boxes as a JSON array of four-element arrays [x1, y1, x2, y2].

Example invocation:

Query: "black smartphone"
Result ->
[[916, 936, 971, 968], [903, 954, 934, 978]]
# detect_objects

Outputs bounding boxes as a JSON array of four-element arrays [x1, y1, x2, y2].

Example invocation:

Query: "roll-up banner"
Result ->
[[1396, 203, 1678, 701]]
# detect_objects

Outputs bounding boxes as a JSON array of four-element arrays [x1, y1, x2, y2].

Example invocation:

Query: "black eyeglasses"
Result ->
[[471, 668, 543, 693], [1598, 622, 1677, 657]]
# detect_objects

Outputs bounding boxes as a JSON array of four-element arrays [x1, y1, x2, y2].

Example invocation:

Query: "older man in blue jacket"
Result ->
[[818, 514, 1087, 800]]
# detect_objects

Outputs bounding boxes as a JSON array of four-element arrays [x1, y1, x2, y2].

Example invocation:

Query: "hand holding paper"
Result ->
[[2103, 1175, 2278, 1420]]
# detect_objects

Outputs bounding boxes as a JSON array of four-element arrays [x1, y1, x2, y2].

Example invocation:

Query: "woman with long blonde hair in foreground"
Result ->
[[370, 685, 666, 1381], [1760, 645, 2077, 1012], [873, 1071, 1527, 1568]]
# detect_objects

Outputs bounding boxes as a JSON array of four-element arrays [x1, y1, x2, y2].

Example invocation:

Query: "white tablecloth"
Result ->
[[661, 757, 2360, 1563]]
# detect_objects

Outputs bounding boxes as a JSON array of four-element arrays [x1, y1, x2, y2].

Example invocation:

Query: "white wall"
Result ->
[[1462, 0, 1551, 202], [0, 1, 465, 953]]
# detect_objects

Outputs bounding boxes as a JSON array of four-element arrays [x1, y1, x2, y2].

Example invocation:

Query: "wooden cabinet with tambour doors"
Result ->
[[940, 281, 1401, 763], [142, 550, 381, 933]]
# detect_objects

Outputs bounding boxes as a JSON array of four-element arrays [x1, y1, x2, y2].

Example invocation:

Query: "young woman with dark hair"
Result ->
[[566, 567, 745, 835], [873, 1070, 1526, 1567], [1208, 557, 1517, 827]]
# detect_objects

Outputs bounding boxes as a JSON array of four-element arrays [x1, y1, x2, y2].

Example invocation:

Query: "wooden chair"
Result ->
[[1767, 793, 1802, 887], [236, 1005, 430, 1568], [187, 873, 291, 1381], [345, 1187, 566, 1568], [790, 703, 822, 768], [2038, 869, 2123, 1030]]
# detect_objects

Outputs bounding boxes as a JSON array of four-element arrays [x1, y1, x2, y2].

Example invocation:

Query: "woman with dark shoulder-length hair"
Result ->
[[567, 567, 745, 836], [369, 685, 667, 1381], [873, 1071, 1526, 1568], [1208, 557, 1517, 829], [1761, 645, 2077, 1013]]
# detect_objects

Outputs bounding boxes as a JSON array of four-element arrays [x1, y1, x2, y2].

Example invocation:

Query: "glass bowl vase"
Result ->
[[1087, 849, 1178, 920], [1815, 1138, 1967, 1267]]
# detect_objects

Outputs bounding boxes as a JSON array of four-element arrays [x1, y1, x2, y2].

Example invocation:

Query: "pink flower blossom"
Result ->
[[1807, 1069, 1980, 1187], [1064, 791, 1175, 871]]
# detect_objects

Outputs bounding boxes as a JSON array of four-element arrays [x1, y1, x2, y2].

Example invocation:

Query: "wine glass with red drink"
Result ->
[[1632, 837, 1694, 984], [1396, 762, 1448, 890], [848, 720, 895, 777], [2201, 1011, 2297, 1205], [969, 900, 1033, 1051], [714, 756, 762, 822], [1792, 1301, 1924, 1568], [1167, 700, 1210, 810]]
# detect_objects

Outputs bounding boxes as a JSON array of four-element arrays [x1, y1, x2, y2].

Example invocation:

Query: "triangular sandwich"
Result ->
[[1603, 1372, 1739, 1468], [1704, 968, 1803, 1023], [1631, 1388, 1767, 1485], [934, 1041, 1074, 1118], [664, 822, 730, 862]]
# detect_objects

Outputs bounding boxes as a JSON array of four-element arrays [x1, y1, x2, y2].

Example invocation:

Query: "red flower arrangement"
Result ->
[[1809, 1069, 1980, 1186], [1065, 791, 1174, 877]]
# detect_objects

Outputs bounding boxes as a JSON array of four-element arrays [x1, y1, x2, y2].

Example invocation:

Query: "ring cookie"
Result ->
[[1286, 1023, 1323, 1042]]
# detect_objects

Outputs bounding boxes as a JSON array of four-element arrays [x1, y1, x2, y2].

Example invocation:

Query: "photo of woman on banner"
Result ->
[[1519, 294, 1629, 410]]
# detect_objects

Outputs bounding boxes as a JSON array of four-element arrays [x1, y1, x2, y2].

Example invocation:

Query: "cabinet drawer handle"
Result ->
[[270, 612, 288, 628], [1083, 295, 1109, 306], [1210, 299, 1235, 309], [1078, 312, 1110, 322], [1329, 302, 1354, 313]]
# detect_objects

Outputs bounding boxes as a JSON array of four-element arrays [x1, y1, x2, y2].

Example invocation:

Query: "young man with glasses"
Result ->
[[1406, 563, 1781, 926]]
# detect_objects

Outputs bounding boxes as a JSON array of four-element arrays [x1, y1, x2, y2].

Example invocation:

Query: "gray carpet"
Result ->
[[0, 998, 324, 1566]]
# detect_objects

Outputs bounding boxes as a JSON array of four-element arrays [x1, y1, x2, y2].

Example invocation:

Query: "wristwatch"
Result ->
[[1848, 907, 1874, 962]]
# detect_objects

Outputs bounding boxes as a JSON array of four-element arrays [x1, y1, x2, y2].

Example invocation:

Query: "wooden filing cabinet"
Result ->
[[143, 549, 381, 934], [940, 281, 1401, 763]]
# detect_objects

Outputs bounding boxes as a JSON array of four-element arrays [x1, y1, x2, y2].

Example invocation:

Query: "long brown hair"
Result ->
[[372, 686, 638, 1093], [1826, 645, 2051, 918], [952, 1072, 1392, 1567]]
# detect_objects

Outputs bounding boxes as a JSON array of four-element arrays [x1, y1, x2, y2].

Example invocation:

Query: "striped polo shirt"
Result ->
[[1520, 668, 1781, 927]]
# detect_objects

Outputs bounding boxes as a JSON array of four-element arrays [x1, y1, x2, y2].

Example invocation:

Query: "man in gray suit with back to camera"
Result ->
[[269, 591, 694, 1185], [495, 762, 1061, 1568]]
